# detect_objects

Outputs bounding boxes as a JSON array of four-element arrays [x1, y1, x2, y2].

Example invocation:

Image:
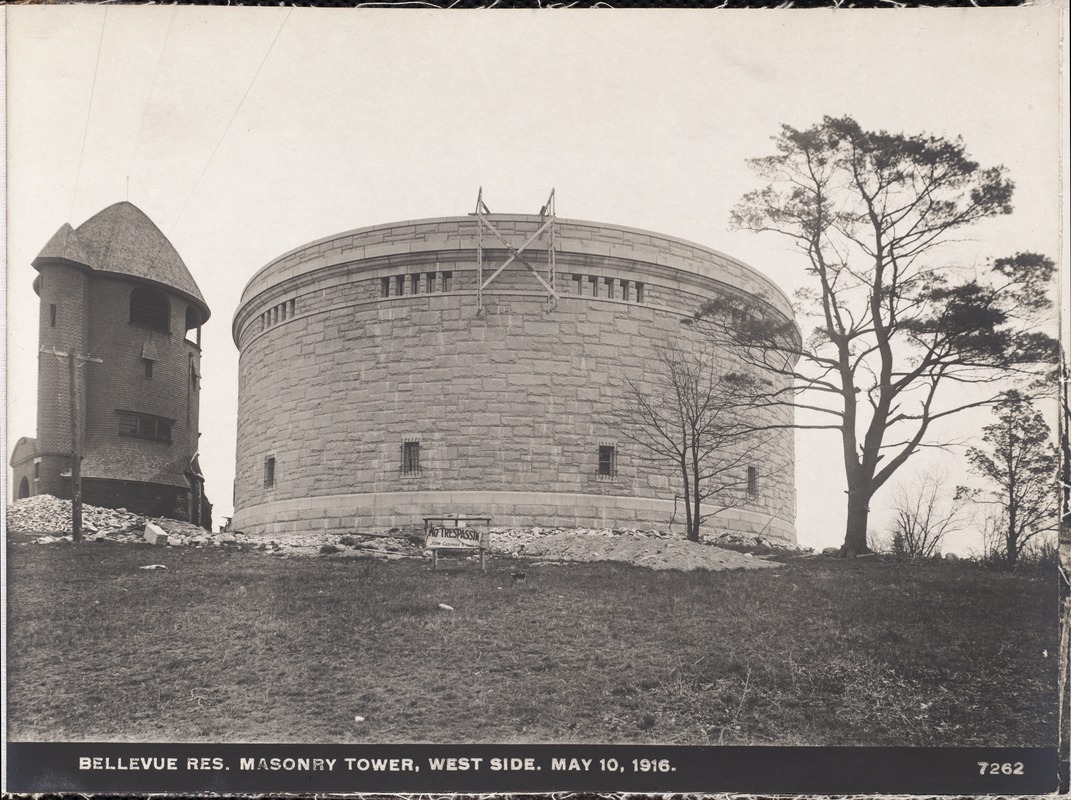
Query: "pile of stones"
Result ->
[[487, 525, 794, 555], [9, 496, 800, 567], [7, 494, 146, 538]]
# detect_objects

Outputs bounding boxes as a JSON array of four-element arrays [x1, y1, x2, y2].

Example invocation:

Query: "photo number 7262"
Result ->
[[978, 762, 1025, 776]]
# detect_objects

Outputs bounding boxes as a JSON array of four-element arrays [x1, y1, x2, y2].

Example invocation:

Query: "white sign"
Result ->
[[425, 526, 484, 550]]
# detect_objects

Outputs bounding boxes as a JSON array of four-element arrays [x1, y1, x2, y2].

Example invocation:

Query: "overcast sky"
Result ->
[[4, 7, 1065, 552]]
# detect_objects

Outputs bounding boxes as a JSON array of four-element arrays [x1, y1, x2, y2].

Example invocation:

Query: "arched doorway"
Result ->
[[18, 477, 30, 499]]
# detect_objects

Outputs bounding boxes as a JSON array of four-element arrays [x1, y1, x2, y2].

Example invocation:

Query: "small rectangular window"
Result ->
[[34, 461, 40, 479], [272, 306, 279, 325], [573, 274, 583, 295], [589, 276, 598, 297], [396, 275, 406, 296], [264, 456, 276, 488], [604, 277, 614, 299], [636, 282, 645, 303], [381, 277, 390, 298], [49, 304, 57, 327], [598, 444, 616, 478], [426, 272, 436, 294], [144, 360, 154, 379], [401, 440, 421, 474], [747, 466, 758, 498], [442, 272, 453, 292], [411, 274, 420, 295], [621, 280, 630, 302], [289, 299, 296, 317]]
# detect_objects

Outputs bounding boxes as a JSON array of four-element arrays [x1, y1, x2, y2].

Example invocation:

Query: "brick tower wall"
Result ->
[[34, 261, 90, 499]]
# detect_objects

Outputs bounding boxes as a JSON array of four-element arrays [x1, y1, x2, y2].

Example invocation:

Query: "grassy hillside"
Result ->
[[5, 536, 1058, 746]]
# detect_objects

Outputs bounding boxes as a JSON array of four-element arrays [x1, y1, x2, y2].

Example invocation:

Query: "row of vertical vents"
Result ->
[[258, 272, 649, 332], [262, 444, 762, 495]]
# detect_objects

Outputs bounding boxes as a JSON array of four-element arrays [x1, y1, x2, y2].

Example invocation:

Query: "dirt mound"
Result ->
[[517, 530, 781, 571]]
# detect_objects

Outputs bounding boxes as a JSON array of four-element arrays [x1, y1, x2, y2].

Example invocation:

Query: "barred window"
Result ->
[[401, 440, 421, 474], [598, 444, 616, 478]]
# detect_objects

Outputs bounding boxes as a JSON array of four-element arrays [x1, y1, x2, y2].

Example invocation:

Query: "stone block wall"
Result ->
[[232, 216, 797, 542]]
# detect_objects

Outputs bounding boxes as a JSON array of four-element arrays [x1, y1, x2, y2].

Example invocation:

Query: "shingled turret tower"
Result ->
[[10, 202, 212, 527]]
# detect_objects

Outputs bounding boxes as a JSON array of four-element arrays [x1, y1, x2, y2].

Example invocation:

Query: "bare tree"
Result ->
[[697, 115, 1057, 556], [886, 466, 969, 558], [967, 391, 1059, 565], [619, 336, 787, 542]]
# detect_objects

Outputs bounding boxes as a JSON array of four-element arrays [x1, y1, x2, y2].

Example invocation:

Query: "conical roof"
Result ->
[[33, 202, 209, 320]]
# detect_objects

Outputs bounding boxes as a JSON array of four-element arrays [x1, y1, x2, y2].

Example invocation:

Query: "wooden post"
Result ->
[[42, 347, 101, 542], [68, 352, 83, 542]]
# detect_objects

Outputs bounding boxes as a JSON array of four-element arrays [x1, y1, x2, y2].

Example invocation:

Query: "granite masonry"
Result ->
[[231, 214, 797, 543]]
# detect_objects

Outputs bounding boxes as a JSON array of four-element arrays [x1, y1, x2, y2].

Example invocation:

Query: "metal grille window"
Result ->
[[264, 456, 276, 488], [598, 444, 616, 478], [401, 440, 421, 474], [747, 466, 759, 498]]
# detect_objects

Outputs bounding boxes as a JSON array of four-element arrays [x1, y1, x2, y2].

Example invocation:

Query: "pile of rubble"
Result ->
[[8, 496, 799, 569], [488, 526, 788, 571], [487, 525, 793, 554], [7, 494, 146, 536]]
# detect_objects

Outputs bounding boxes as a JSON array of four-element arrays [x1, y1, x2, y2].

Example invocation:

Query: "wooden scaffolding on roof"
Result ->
[[473, 187, 558, 313]]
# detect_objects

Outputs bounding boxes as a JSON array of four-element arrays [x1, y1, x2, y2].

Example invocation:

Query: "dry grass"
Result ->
[[5, 535, 1058, 745]]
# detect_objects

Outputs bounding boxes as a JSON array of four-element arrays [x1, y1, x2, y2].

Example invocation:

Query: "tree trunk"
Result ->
[[690, 469, 702, 542], [681, 462, 695, 542], [841, 484, 872, 557]]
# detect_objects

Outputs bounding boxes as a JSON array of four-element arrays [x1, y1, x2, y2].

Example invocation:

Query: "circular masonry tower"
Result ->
[[232, 212, 798, 544]]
